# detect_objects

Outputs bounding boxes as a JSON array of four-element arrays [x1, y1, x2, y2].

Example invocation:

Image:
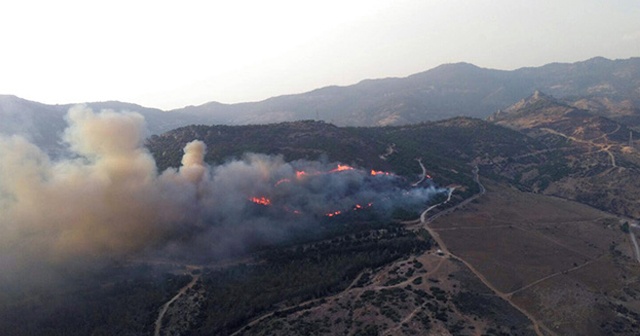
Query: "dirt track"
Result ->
[[154, 270, 201, 336], [630, 224, 640, 264], [420, 167, 554, 336]]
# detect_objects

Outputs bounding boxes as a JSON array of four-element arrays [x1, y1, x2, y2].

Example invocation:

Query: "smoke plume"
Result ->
[[0, 106, 447, 284]]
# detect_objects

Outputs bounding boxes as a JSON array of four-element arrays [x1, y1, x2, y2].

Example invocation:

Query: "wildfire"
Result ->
[[275, 165, 363, 187], [370, 169, 392, 176], [326, 203, 373, 217], [330, 164, 354, 173], [353, 203, 373, 210], [325, 210, 342, 217], [249, 196, 271, 206]]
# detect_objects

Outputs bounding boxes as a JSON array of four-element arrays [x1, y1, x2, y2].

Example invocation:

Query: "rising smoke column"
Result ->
[[0, 105, 449, 283], [0, 106, 209, 282]]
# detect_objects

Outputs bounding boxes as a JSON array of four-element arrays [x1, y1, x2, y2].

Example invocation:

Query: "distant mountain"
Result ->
[[0, 95, 68, 155], [171, 56, 640, 126], [2, 57, 639, 153], [0, 95, 216, 156]]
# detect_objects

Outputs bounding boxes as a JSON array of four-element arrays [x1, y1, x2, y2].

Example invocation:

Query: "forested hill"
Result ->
[[146, 118, 545, 198]]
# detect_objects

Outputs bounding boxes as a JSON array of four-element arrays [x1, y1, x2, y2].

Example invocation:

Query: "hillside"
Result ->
[[146, 118, 544, 201], [489, 91, 640, 217], [146, 102, 640, 219], [142, 116, 640, 334], [3, 110, 640, 335]]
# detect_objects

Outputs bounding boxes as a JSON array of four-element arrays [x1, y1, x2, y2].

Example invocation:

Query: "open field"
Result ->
[[430, 180, 640, 334], [512, 254, 640, 336]]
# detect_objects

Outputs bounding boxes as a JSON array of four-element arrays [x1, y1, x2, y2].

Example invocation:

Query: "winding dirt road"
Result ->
[[629, 223, 640, 264], [541, 127, 619, 168], [420, 167, 554, 336], [411, 158, 428, 186], [154, 272, 201, 336]]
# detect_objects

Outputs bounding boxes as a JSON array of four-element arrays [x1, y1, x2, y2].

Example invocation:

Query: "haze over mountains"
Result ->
[[2, 57, 639, 155]]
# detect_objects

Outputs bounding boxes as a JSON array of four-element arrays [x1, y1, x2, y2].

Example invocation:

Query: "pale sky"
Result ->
[[1, 0, 639, 110]]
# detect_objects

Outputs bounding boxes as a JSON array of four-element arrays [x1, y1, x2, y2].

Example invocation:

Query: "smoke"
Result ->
[[0, 106, 447, 284]]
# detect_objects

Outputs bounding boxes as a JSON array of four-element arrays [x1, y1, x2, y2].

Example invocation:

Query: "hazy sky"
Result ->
[[1, 0, 639, 110]]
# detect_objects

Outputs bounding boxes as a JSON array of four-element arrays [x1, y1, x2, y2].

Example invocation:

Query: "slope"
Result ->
[[488, 90, 640, 217]]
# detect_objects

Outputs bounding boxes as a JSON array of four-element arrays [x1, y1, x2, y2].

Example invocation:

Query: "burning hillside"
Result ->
[[0, 106, 450, 284], [246, 162, 418, 218]]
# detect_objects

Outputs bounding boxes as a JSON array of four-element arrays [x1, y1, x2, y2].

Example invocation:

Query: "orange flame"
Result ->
[[295, 171, 307, 179], [330, 164, 354, 173], [249, 196, 271, 206], [353, 203, 373, 210], [325, 210, 342, 217], [370, 169, 391, 176]]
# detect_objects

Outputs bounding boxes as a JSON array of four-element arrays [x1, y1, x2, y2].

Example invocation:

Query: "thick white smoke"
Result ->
[[0, 106, 447, 282]]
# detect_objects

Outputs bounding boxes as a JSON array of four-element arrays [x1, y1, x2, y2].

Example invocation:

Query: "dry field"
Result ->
[[431, 180, 640, 335]]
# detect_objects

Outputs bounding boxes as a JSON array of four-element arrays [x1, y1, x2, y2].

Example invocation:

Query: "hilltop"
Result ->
[[488, 90, 640, 217]]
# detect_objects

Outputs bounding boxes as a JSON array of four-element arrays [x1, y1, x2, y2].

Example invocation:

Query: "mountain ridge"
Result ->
[[2, 57, 640, 154], [168, 56, 640, 127]]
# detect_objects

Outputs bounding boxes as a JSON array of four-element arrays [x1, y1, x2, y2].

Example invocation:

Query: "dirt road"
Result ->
[[154, 271, 201, 336], [630, 224, 640, 264], [411, 158, 428, 186], [420, 167, 554, 336], [541, 127, 618, 168]]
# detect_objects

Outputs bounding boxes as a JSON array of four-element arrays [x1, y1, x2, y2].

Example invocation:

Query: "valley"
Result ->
[[2, 57, 640, 335]]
